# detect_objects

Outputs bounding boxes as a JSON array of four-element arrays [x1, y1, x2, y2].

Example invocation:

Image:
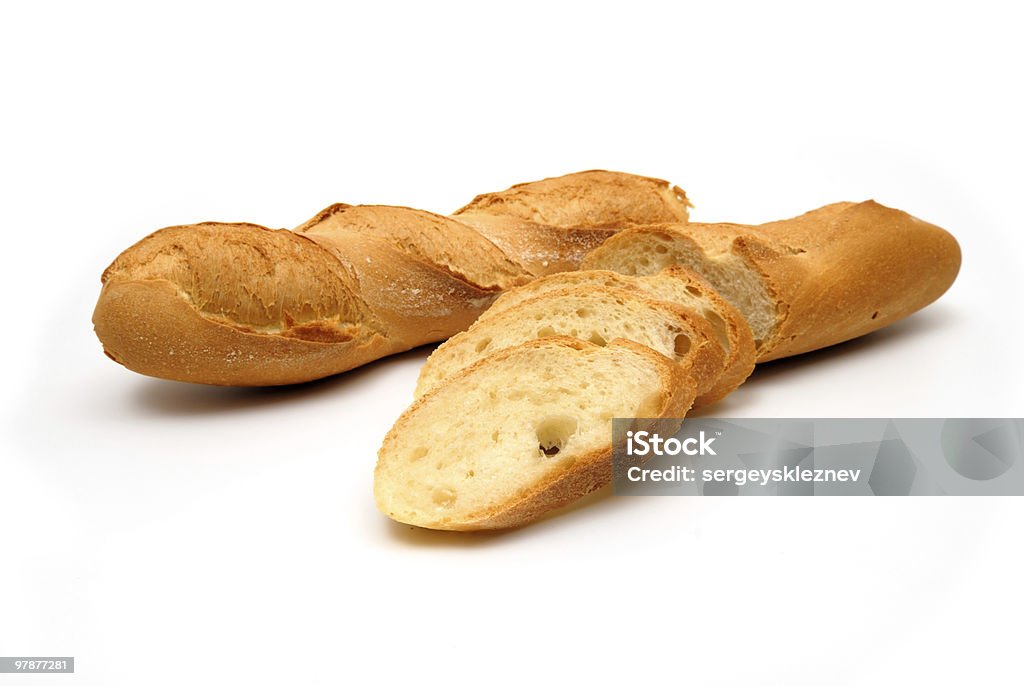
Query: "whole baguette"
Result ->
[[94, 170, 690, 385], [583, 200, 961, 361]]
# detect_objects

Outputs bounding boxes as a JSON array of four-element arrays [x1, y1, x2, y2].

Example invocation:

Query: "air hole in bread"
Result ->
[[536, 415, 578, 458], [474, 337, 492, 353], [537, 326, 557, 338], [432, 488, 457, 508], [871, 311, 879, 319], [576, 307, 592, 318], [674, 334, 692, 357], [685, 285, 701, 296], [588, 331, 608, 346], [411, 446, 429, 461]]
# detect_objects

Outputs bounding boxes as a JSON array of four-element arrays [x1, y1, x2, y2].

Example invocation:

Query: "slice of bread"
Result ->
[[478, 267, 755, 404], [375, 337, 694, 530], [582, 223, 778, 349], [581, 201, 961, 361], [415, 285, 726, 404]]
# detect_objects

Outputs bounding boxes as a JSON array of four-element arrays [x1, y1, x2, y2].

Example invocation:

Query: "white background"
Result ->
[[2, 2, 1022, 684]]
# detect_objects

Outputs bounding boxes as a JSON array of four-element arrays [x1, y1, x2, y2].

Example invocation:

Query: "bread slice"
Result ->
[[375, 337, 694, 530], [478, 267, 755, 404], [582, 201, 961, 361], [582, 223, 776, 347], [415, 285, 726, 404]]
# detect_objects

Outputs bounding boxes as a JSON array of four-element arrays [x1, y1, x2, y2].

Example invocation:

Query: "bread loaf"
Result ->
[[582, 200, 961, 361], [93, 170, 691, 385], [375, 337, 694, 530]]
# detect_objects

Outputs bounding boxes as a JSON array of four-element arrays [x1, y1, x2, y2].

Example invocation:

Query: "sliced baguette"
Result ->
[[582, 200, 961, 361], [375, 337, 695, 530], [415, 286, 726, 405], [478, 267, 755, 403]]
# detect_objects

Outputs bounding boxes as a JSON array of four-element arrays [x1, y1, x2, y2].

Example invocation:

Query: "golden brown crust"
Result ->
[[300, 230, 508, 348], [453, 170, 691, 276], [295, 204, 528, 291], [94, 170, 690, 385], [93, 279, 397, 386], [101, 222, 376, 334], [441, 213, 622, 277], [453, 169, 691, 228], [748, 200, 961, 361], [375, 337, 695, 530]]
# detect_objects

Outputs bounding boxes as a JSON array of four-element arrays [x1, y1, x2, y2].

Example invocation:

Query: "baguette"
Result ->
[[415, 285, 726, 403], [582, 200, 961, 361], [93, 170, 691, 385], [374, 337, 694, 530]]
